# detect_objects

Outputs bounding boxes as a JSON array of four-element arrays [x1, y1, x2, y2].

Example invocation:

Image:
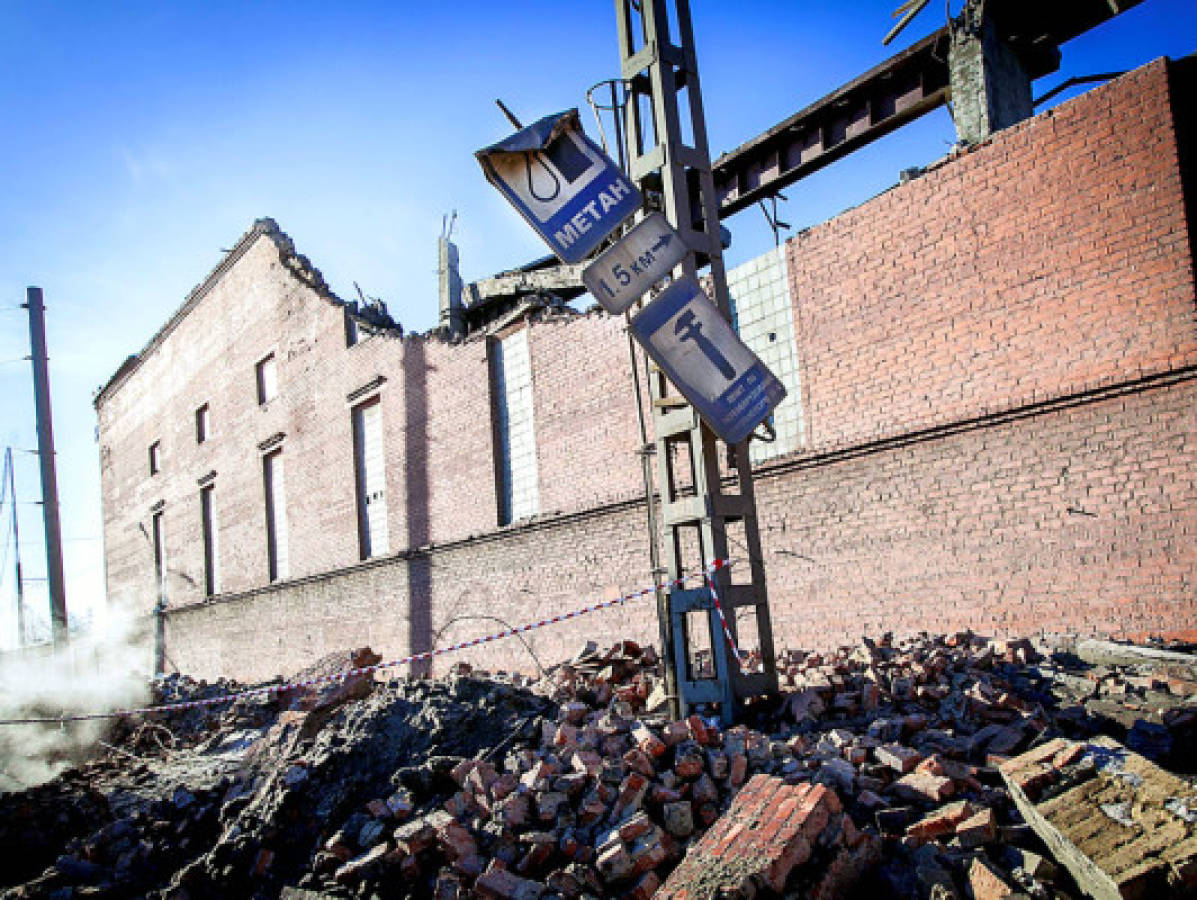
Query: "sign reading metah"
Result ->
[[630, 277, 786, 445], [476, 109, 642, 264]]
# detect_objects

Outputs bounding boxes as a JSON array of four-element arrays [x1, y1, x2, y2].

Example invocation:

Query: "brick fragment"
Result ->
[[875, 743, 922, 773], [595, 841, 633, 882], [891, 772, 954, 803], [622, 748, 655, 777], [495, 793, 531, 829], [386, 789, 414, 819], [612, 772, 648, 818], [686, 714, 713, 745], [905, 800, 974, 840], [483, 769, 514, 798], [728, 752, 748, 787], [955, 807, 996, 848], [561, 702, 588, 725], [627, 871, 661, 900], [673, 743, 703, 779], [815, 757, 855, 794], [455, 854, 486, 878], [438, 818, 478, 860], [617, 811, 655, 842], [394, 814, 444, 855], [333, 843, 393, 885], [661, 720, 689, 747], [628, 830, 666, 875], [535, 791, 568, 822], [658, 775, 821, 899], [631, 722, 666, 756], [662, 801, 694, 837], [476, 860, 546, 900], [691, 773, 719, 804], [967, 857, 1016, 900]]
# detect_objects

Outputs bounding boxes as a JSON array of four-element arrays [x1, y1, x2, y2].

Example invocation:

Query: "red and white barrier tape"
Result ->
[[705, 559, 744, 671], [0, 562, 732, 726]]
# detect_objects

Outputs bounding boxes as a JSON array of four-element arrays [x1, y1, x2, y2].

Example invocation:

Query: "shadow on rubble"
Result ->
[[0, 656, 553, 900]]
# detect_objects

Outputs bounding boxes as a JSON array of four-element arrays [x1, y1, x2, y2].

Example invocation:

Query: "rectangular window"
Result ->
[[149, 441, 161, 475], [263, 449, 289, 581], [351, 397, 389, 559], [195, 403, 210, 443], [151, 510, 166, 602], [200, 484, 219, 596], [256, 353, 278, 405], [490, 330, 540, 525]]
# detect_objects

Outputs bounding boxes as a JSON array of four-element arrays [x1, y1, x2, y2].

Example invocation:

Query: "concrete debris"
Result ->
[[0, 632, 1193, 899], [1001, 735, 1197, 898]]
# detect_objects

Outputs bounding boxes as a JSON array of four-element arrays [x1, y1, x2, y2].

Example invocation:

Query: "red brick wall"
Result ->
[[99, 59, 1197, 681], [528, 313, 646, 516], [755, 377, 1197, 650], [786, 59, 1197, 455], [163, 501, 659, 681]]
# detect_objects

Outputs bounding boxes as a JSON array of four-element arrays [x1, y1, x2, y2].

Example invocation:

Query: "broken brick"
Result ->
[[967, 857, 1016, 900], [476, 860, 546, 900], [890, 772, 954, 804], [905, 800, 974, 840]]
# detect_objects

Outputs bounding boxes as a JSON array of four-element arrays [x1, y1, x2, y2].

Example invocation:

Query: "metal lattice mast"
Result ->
[[615, 0, 777, 723]]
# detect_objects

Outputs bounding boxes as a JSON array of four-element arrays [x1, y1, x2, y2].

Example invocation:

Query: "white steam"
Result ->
[[0, 597, 152, 792]]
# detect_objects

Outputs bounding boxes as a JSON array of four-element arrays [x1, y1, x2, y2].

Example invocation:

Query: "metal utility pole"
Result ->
[[24, 287, 68, 644], [615, 0, 778, 723]]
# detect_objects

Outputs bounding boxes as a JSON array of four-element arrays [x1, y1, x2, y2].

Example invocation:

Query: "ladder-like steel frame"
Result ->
[[615, 0, 778, 724]]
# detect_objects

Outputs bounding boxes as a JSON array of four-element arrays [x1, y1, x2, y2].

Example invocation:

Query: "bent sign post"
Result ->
[[477, 110, 642, 264], [630, 277, 786, 445]]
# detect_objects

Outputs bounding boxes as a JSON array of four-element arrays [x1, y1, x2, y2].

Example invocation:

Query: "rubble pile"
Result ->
[[0, 633, 1193, 899]]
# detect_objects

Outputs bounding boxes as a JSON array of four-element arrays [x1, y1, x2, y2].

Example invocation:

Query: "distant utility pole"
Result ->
[[24, 287, 68, 644]]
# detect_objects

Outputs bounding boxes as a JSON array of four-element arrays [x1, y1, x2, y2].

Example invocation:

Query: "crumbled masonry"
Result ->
[[1, 633, 1194, 899]]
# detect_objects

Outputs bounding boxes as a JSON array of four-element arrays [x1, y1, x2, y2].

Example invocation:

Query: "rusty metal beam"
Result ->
[[713, 29, 951, 218], [711, 0, 1145, 218]]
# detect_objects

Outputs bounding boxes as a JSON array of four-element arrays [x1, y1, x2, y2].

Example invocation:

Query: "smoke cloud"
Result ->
[[0, 597, 152, 792]]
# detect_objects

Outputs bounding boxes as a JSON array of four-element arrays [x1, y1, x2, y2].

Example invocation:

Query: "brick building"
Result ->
[[96, 59, 1197, 682]]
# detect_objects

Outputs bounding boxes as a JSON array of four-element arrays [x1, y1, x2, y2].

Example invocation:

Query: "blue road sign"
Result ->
[[630, 277, 787, 445], [477, 110, 642, 264]]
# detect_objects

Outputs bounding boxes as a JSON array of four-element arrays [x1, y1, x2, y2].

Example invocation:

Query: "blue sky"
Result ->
[[0, 1, 1193, 646]]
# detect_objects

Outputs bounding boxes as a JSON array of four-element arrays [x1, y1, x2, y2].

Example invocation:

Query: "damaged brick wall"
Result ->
[[785, 58, 1196, 456], [99, 59, 1197, 681]]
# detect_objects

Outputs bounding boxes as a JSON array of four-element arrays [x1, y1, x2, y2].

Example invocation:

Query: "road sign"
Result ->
[[477, 110, 642, 264], [581, 212, 688, 314], [630, 277, 786, 445]]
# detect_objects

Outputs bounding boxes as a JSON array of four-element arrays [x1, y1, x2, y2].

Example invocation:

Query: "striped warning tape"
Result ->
[[705, 559, 744, 671], [0, 561, 732, 726]]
